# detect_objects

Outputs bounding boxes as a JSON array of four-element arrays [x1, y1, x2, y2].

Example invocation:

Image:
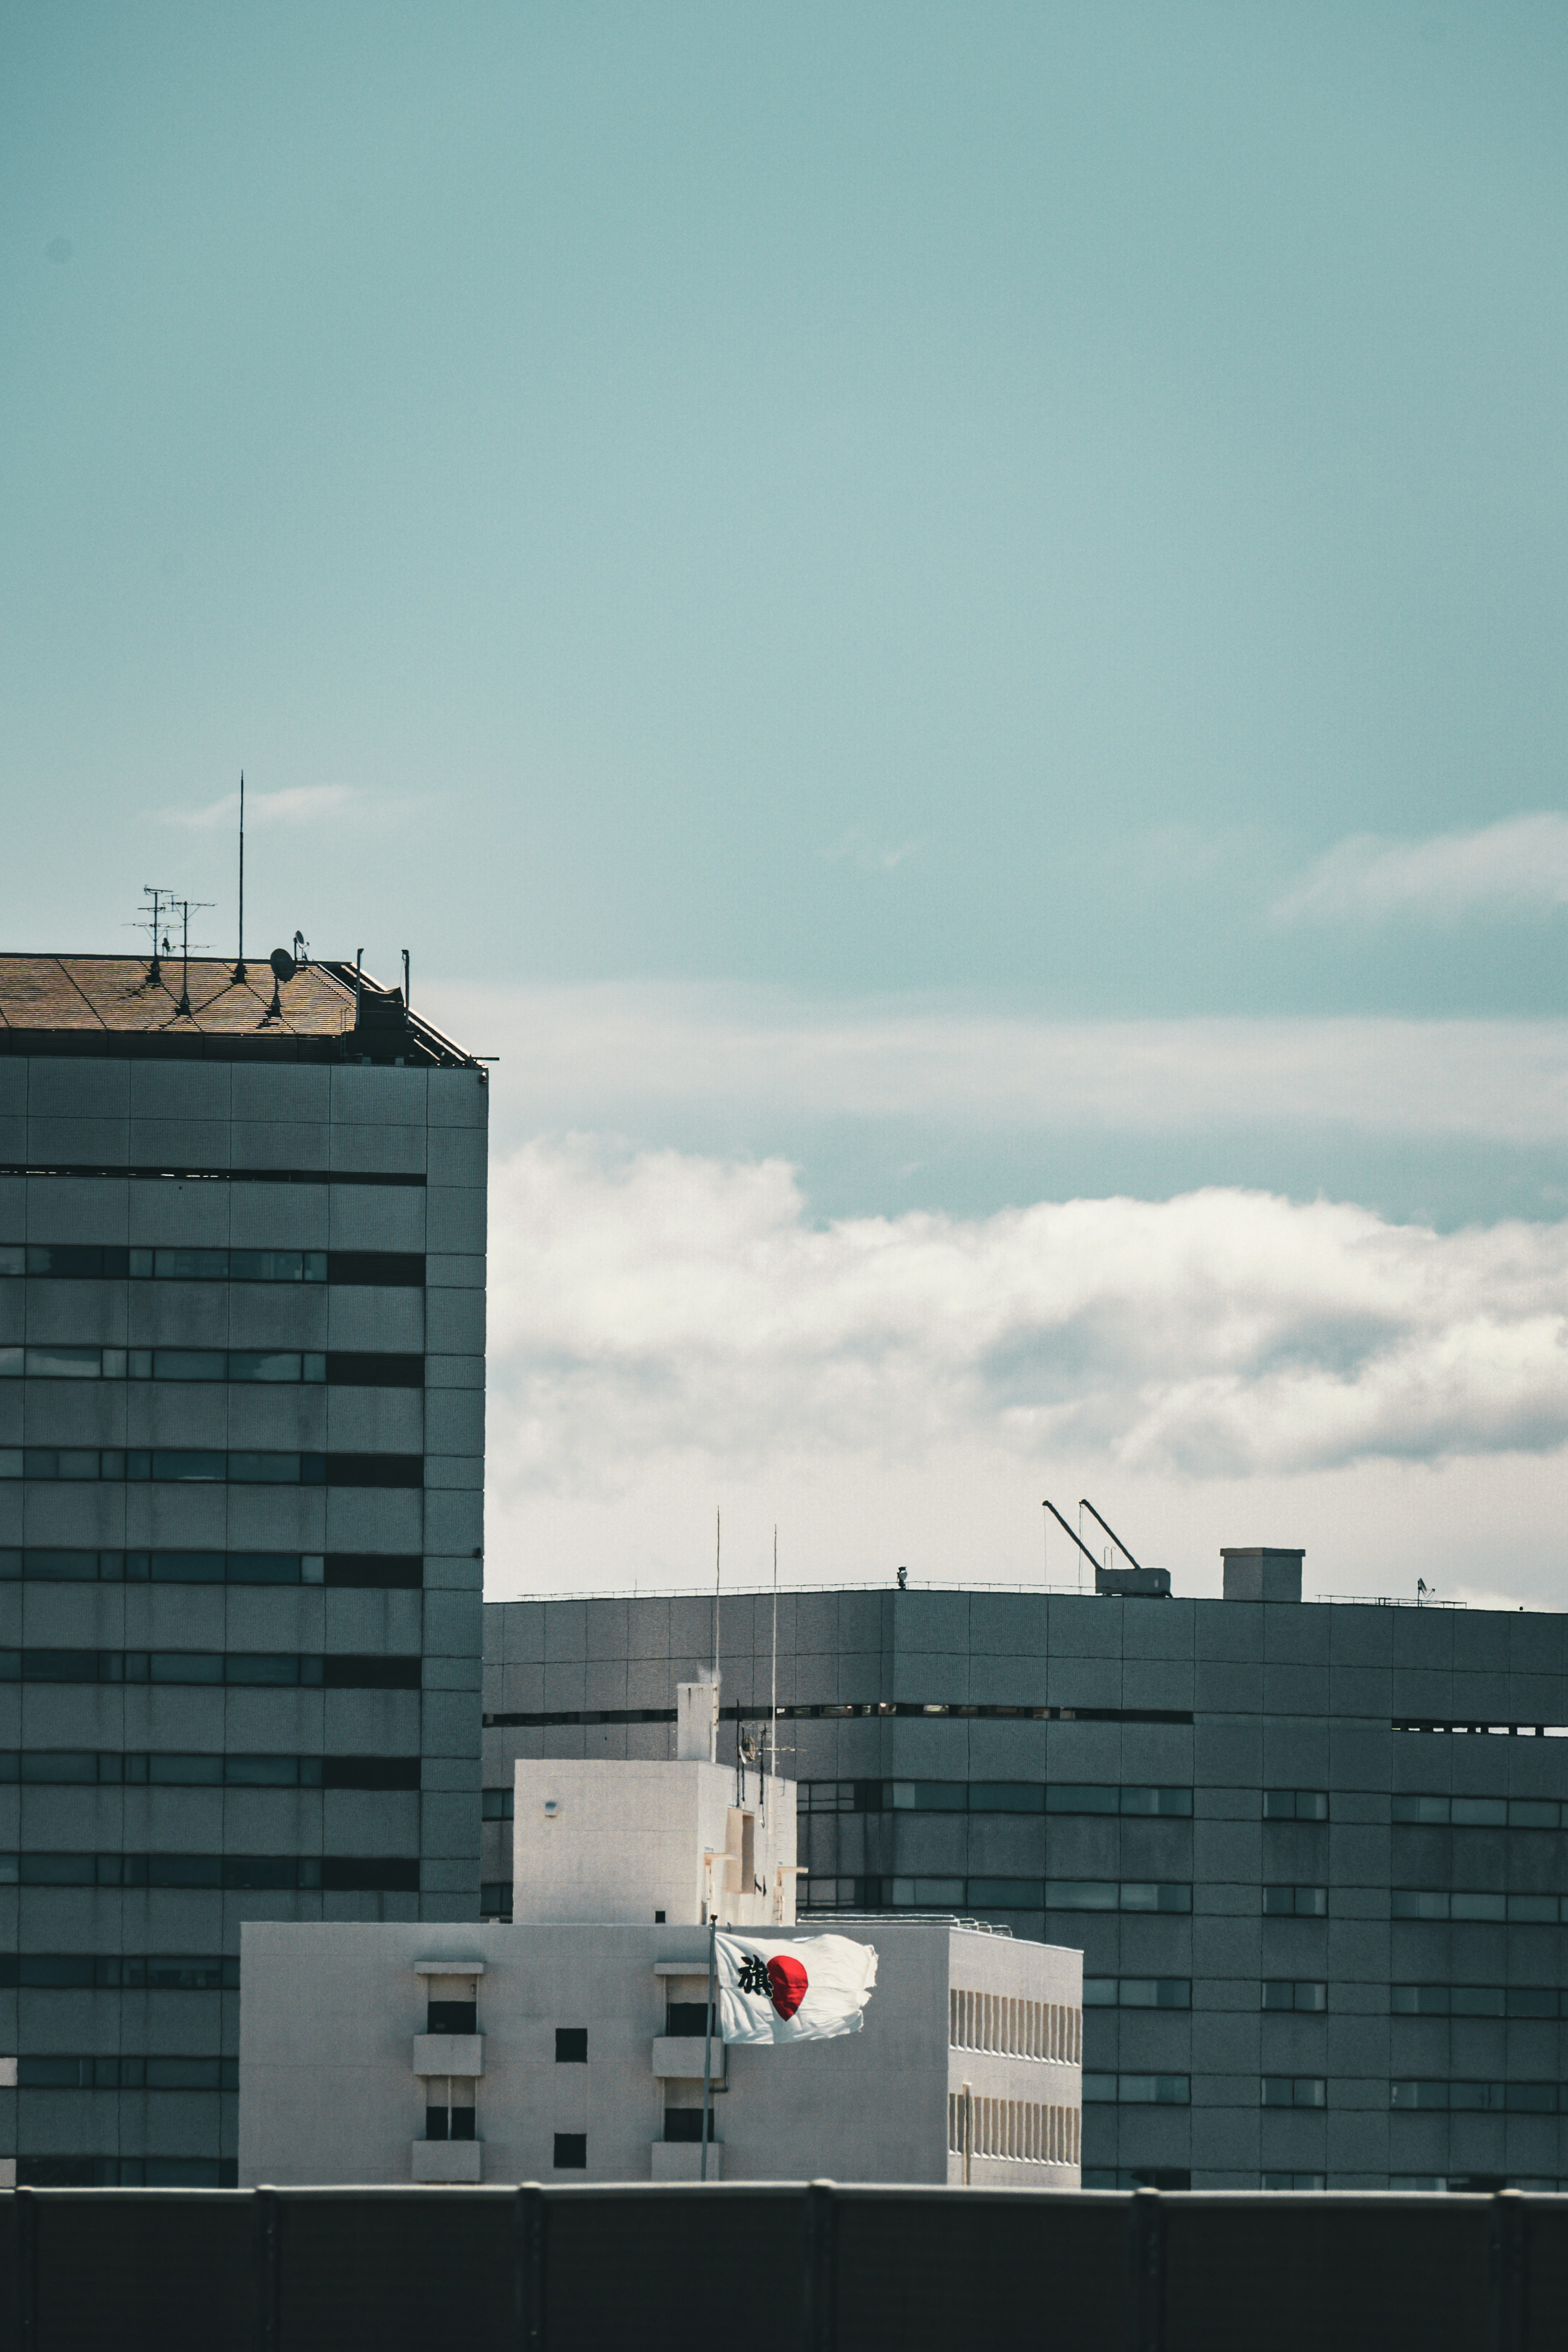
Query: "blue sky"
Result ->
[[4, 4, 1567, 1598]]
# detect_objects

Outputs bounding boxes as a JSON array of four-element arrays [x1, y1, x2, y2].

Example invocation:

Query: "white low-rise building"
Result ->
[[238, 1687, 1082, 2187]]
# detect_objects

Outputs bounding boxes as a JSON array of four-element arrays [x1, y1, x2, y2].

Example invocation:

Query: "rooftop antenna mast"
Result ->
[[713, 1507, 721, 1685], [232, 773, 247, 981], [768, 1525, 778, 1834], [170, 897, 212, 1020], [129, 886, 178, 986]]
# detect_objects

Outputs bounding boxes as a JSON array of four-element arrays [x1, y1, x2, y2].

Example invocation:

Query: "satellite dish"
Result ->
[[269, 947, 297, 983]]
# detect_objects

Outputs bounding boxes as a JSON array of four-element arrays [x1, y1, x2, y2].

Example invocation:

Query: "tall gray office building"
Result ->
[[0, 951, 486, 2187], [484, 1559, 1568, 2192]]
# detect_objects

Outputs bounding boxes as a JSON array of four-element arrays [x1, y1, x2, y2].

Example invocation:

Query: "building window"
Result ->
[[480, 1882, 513, 1919], [427, 2001, 476, 2035], [1046, 1881, 1192, 1914], [662, 2113, 715, 2144], [1262, 1886, 1327, 1917], [666, 2003, 714, 2037], [1262, 1981, 1327, 2012], [1083, 1978, 1191, 2009], [553, 2133, 588, 2168], [1263, 1790, 1328, 1821], [1263, 2174, 1326, 2190], [1082, 2169, 1191, 2190], [1261, 2078, 1326, 2108], [481, 1788, 515, 1820], [1082, 2075, 1189, 2105], [555, 2029, 587, 2064]]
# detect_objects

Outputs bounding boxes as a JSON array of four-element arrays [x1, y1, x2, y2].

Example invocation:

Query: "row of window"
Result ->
[[799, 1780, 1194, 1817], [948, 1990, 1081, 2062], [1392, 1891, 1568, 1924], [1392, 2082, 1568, 2112], [0, 1650, 420, 1688], [946, 2092, 1080, 2166], [1, 1246, 423, 1286], [801, 1782, 1568, 1828], [807, 1877, 1568, 1920], [1078, 1978, 1568, 2015], [484, 1702, 1195, 1730], [0, 1953, 238, 1989], [0, 1346, 423, 1387], [0, 1750, 419, 1788], [1076, 2073, 1568, 2112], [0, 1851, 419, 1890], [14, 2054, 238, 2090], [806, 1876, 1195, 1912], [0, 1448, 423, 1486], [1, 1549, 422, 1587], [16, 2157, 238, 2187]]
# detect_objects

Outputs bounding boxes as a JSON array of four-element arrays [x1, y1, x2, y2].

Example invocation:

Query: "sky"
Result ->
[[3, 2, 1567, 1607]]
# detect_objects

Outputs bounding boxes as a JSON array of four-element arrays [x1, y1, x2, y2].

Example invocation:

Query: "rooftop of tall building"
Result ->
[[0, 953, 475, 1068]]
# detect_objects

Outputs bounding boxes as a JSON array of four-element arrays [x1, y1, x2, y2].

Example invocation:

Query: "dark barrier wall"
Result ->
[[0, 2183, 1565, 2352]]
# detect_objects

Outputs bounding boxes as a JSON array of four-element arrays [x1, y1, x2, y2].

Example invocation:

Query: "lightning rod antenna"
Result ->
[[232, 772, 247, 981]]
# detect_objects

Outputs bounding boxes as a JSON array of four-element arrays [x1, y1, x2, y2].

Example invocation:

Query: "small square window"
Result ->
[[450, 2106, 476, 2141], [553, 2132, 587, 2169], [555, 2027, 588, 2064]]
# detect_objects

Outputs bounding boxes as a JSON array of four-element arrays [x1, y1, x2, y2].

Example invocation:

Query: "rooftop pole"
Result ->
[[699, 1916, 717, 2182], [232, 773, 247, 981]]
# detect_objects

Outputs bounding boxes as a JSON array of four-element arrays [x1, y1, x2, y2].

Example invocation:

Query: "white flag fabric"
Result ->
[[713, 1931, 878, 2047]]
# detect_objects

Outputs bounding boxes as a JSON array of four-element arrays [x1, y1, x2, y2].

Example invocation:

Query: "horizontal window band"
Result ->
[[1391, 2081, 1564, 2113], [1390, 1890, 1568, 1923], [799, 1876, 1192, 1913], [0, 1164, 426, 1186], [0, 1347, 423, 1386], [1082, 2074, 1191, 2105], [1083, 1978, 1192, 2008], [0, 1551, 422, 1587], [1395, 1721, 1568, 1737], [1392, 1984, 1568, 2018], [800, 1780, 1192, 1816], [18, 2055, 239, 2091], [0, 1953, 240, 1991], [16, 2158, 240, 2188], [481, 1701, 1193, 1728], [0, 1652, 422, 1688], [0, 1450, 424, 1486], [0, 1853, 421, 1890], [1, 1245, 425, 1285], [0, 1752, 421, 1788]]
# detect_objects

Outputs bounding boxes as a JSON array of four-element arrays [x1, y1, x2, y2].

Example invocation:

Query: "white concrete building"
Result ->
[[238, 1714, 1082, 2187]]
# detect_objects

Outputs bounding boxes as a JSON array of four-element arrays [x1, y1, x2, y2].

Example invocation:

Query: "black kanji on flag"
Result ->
[[737, 1953, 771, 1997]]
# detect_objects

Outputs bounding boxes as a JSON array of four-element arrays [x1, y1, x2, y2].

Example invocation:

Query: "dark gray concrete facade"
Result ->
[[483, 1584, 1568, 2191], [0, 1020, 487, 2187]]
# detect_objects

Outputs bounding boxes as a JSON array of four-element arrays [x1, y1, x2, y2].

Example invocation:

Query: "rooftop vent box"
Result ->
[[1095, 1566, 1171, 1598], [1221, 1548, 1303, 1603]]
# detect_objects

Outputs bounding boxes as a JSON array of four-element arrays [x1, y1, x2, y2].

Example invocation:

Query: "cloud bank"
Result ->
[[425, 985, 1568, 1149], [1276, 812, 1568, 923], [488, 1142, 1568, 1512], [159, 782, 359, 829]]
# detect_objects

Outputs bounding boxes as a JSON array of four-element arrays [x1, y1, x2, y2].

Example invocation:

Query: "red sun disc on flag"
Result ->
[[766, 1955, 808, 2018]]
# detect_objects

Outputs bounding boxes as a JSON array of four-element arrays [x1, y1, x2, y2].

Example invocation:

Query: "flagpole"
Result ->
[[700, 1916, 716, 2182]]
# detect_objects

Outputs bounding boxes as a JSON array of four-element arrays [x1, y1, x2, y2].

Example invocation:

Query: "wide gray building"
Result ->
[[483, 1564, 1568, 2193], [0, 950, 487, 2187]]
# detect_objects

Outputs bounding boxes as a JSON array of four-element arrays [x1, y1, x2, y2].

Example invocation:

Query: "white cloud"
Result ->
[[1274, 811, 1568, 922], [423, 982, 1568, 1146], [487, 1141, 1568, 1520], [158, 782, 359, 829], [823, 825, 924, 873]]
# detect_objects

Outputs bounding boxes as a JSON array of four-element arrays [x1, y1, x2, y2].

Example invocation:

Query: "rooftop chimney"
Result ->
[[1221, 1547, 1303, 1603]]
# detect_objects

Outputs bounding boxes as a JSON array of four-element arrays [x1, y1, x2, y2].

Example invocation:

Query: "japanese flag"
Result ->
[[714, 1931, 878, 2046]]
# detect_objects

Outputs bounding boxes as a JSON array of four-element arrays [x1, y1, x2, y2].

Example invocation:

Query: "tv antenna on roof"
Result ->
[[127, 886, 179, 986], [169, 896, 213, 1019]]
